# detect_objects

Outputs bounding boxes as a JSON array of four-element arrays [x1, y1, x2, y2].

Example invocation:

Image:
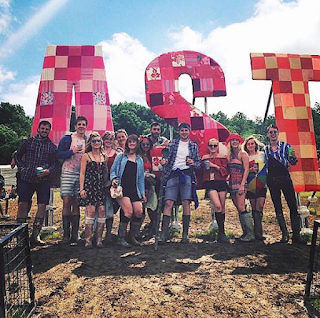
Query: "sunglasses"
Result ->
[[91, 139, 101, 143], [269, 130, 278, 135], [209, 144, 218, 148], [141, 143, 151, 147]]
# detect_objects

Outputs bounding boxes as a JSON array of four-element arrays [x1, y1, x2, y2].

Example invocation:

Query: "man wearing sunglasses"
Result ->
[[264, 124, 305, 244], [57, 116, 88, 245], [159, 123, 201, 244]]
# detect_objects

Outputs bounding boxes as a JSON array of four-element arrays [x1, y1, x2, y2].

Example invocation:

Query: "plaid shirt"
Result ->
[[16, 135, 58, 183], [161, 138, 201, 184]]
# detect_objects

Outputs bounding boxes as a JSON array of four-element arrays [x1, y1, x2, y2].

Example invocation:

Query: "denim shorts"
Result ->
[[18, 179, 50, 204], [60, 171, 80, 197], [165, 174, 192, 202]]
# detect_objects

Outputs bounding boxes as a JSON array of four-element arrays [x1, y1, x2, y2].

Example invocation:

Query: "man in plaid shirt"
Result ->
[[16, 120, 58, 246], [159, 123, 201, 244]]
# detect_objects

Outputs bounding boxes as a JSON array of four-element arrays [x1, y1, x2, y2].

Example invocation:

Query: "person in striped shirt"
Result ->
[[264, 124, 305, 244]]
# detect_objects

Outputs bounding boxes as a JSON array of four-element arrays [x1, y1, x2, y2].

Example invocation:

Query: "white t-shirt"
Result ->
[[173, 140, 189, 170]]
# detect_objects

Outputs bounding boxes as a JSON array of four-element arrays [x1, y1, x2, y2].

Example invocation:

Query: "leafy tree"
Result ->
[[0, 102, 32, 138], [0, 125, 20, 164], [111, 102, 170, 138], [0, 102, 32, 164]]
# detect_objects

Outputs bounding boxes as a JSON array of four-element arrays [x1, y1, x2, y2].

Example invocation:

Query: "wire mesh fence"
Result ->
[[0, 224, 35, 318]]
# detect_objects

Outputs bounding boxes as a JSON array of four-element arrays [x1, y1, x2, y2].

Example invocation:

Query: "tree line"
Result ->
[[0, 101, 319, 164]]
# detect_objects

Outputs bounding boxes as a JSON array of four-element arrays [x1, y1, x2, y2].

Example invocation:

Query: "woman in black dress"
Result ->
[[110, 135, 146, 247]]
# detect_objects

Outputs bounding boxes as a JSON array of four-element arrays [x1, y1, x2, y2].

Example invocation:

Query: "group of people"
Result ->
[[13, 116, 306, 248]]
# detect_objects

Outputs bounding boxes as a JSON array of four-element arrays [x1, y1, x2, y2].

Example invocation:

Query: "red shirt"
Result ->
[[202, 157, 229, 182]]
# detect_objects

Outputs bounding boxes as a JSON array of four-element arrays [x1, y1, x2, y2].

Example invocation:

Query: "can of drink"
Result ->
[[204, 160, 210, 170], [186, 156, 190, 165], [36, 167, 43, 175]]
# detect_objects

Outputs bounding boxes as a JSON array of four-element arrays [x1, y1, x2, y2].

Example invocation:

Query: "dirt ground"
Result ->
[[1, 192, 318, 318]]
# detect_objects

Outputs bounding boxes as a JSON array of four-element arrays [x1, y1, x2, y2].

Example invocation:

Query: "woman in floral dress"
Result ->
[[79, 132, 108, 248]]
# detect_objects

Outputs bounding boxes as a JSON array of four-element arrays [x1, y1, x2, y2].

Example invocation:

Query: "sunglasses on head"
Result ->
[[141, 142, 151, 147], [209, 144, 218, 148], [91, 139, 101, 143]]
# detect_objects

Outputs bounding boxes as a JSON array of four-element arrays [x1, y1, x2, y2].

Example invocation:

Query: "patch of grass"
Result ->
[[196, 228, 218, 240], [310, 298, 320, 312], [300, 232, 315, 243], [41, 231, 61, 240]]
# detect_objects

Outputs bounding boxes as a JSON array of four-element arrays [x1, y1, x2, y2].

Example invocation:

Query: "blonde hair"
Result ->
[[208, 138, 219, 145], [85, 131, 103, 153]]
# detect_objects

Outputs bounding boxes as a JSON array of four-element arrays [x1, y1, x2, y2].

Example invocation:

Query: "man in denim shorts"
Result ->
[[159, 123, 201, 243], [57, 116, 87, 244], [16, 121, 58, 246]]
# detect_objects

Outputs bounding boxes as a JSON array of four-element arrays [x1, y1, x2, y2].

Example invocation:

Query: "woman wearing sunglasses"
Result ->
[[110, 134, 146, 247], [226, 133, 254, 242], [202, 138, 229, 243], [79, 132, 108, 248]]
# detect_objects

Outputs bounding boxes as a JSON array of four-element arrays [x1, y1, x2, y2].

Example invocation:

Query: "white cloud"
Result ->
[[1, 76, 39, 116], [0, 65, 15, 84], [99, 33, 156, 106], [168, 0, 320, 119], [0, 0, 69, 58], [0, 0, 13, 35]]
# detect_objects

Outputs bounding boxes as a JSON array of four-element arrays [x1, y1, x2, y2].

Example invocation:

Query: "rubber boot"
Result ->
[[16, 217, 27, 224], [117, 222, 131, 247], [181, 215, 190, 243], [96, 221, 105, 248], [62, 215, 71, 243], [70, 215, 81, 244], [85, 221, 94, 249], [129, 222, 141, 246], [215, 213, 229, 243], [236, 211, 247, 240], [239, 212, 255, 242], [30, 217, 45, 247], [277, 214, 289, 243], [159, 215, 171, 244], [104, 218, 113, 245], [291, 214, 306, 244], [253, 210, 265, 241]]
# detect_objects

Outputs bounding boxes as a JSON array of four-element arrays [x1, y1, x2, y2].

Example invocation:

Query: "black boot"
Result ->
[[70, 215, 81, 244], [117, 222, 131, 247], [215, 213, 229, 243], [253, 210, 265, 241], [159, 215, 171, 244], [16, 217, 27, 224], [277, 214, 289, 243], [30, 217, 45, 247], [104, 218, 114, 245], [129, 222, 141, 246], [182, 215, 190, 243], [291, 212, 306, 244], [62, 215, 71, 243]]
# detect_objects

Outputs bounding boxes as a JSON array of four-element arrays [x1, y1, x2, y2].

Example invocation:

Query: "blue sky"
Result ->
[[0, 0, 320, 119]]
